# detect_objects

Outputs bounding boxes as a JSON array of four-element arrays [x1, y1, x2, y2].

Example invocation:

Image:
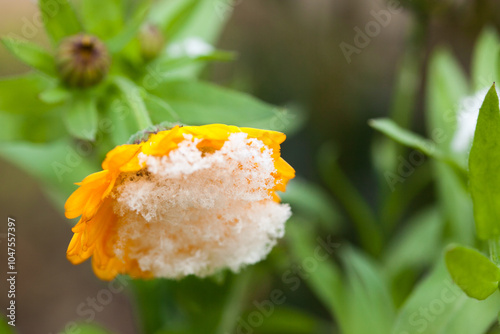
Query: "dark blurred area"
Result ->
[[2, 0, 500, 333]]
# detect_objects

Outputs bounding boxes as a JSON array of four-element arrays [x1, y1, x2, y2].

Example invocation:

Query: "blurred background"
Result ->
[[1, 0, 500, 333]]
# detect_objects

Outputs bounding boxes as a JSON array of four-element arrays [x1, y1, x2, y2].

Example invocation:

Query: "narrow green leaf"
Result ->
[[0, 139, 98, 205], [149, 80, 302, 133], [81, 0, 123, 39], [426, 48, 468, 151], [426, 48, 474, 244], [39, 85, 71, 104], [243, 307, 323, 334], [165, 0, 231, 45], [0, 109, 66, 143], [155, 50, 236, 72], [286, 218, 348, 330], [106, 1, 151, 53], [445, 245, 500, 300], [318, 142, 383, 256], [39, 0, 82, 45], [214, 270, 253, 334], [0, 315, 14, 333], [149, 0, 233, 77], [0, 74, 53, 114], [104, 96, 139, 146], [144, 93, 180, 123], [369, 118, 442, 158], [472, 27, 500, 91], [114, 76, 153, 129], [63, 323, 111, 334], [342, 248, 395, 334], [63, 94, 98, 141], [1, 37, 56, 76], [369, 118, 468, 185], [469, 84, 500, 240], [383, 207, 441, 278]]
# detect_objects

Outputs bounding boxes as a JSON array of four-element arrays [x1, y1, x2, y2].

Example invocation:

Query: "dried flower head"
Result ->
[[65, 124, 295, 280], [56, 34, 110, 88]]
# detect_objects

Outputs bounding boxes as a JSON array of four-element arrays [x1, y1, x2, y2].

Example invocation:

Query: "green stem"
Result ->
[[114, 76, 153, 130], [319, 154, 383, 256], [489, 237, 500, 266], [215, 269, 253, 334], [131, 279, 169, 334]]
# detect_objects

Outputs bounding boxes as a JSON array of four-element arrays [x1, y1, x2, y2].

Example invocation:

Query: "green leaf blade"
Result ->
[[445, 245, 500, 300], [81, 0, 123, 39], [472, 27, 500, 92], [63, 95, 98, 141], [1, 38, 56, 76], [39, 0, 82, 45], [469, 84, 500, 240], [0, 74, 53, 114], [369, 118, 441, 158], [149, 80, 302, 133]]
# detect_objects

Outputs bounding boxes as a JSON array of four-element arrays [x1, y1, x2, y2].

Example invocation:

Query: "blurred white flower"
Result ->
[[168, 37, 214, 58], [452, 87, 500, 152]]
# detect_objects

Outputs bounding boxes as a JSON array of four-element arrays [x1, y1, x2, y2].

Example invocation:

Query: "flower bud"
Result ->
[[139, 24, 165, 61], [56, 34, 110, 88]]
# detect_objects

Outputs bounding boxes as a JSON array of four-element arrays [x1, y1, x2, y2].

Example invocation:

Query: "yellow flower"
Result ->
[[65, 124, 295, 280]]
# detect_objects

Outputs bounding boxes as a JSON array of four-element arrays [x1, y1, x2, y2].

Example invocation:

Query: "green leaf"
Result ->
[[0, 74, 53, 114], [214, 271, 253, 334], [472, 26, 500, 92], [63, 94, 98, 141], [392, 257, 500, 334], [149, 0, 234, 77], [369, 118, 468, 188], [369, 118, 443, 159], [426, 48, 468, 152], [39, 85, 71, 104], [63, 323, 111, 334], [144, 93, 180, 123], [341, 248, 395, 334], [445, 245, 500, 300], [81, 0, 123, 39], [149, 50, 236, 81], [39, 0, 82, 45], [0, 315, 14, 333], [106, 1, 151, 53], [286, 218, 348, 331], [318, 142, 383, 256], [426, 48, 474, 244], [150, 0, 229, 44], [113, 76, 153, 129], [469, 84, 500, 240], [0, 139, 98, 206], [0, 109, 66, 143], [108, 100, 140, 146], [149, 80, 302, 133], [383, 207, 441, 278], [1, 37, 56, 76], [242, 307, 323, 334]]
